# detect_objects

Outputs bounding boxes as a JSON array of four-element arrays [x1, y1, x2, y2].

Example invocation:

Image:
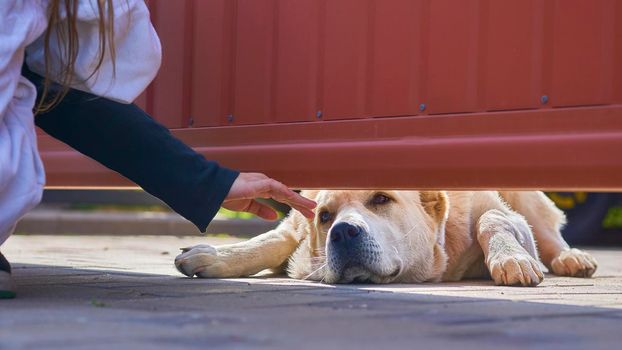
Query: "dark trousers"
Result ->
[[25, 69, 238, 232]]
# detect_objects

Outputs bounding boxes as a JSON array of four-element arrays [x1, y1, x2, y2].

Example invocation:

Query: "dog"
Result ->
[[175, 191, 597, 286]]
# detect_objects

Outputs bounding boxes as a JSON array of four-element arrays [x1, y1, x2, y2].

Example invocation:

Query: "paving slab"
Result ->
[[1, 235, 621, 350]]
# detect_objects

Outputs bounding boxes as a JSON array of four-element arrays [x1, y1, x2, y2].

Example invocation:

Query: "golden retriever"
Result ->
[[175, 191, 597, 286]]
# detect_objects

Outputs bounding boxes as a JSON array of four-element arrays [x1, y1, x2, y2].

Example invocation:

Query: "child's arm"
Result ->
[[30, 69, 238, 232]]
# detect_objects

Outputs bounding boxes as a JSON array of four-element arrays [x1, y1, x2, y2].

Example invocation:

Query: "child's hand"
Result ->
[[222, 173, 316, 220]]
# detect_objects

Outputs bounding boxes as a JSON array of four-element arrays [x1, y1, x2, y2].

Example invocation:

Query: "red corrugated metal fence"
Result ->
[[40, 0, 622, 189]]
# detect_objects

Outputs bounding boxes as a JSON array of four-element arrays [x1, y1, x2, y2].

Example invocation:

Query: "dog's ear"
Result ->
[[419, 191, 449, 226], [419, 191, 450, 248]]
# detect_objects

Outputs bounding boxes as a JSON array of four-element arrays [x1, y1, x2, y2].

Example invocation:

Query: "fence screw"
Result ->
[[541, 95, 549, 105], [419, 103, 426, 112], [316, 110, 323, 119], [227, 114, 234, 123]]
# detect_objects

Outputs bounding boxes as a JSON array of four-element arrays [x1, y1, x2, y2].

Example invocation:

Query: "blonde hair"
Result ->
[[36, 0, 116, 113]]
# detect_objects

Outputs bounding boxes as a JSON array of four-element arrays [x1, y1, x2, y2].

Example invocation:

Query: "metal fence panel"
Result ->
[[40, 0, 622, 189]]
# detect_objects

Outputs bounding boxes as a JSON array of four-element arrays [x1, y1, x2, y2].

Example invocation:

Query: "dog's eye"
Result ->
[[371, 193, 392, 205], [319, 210, 333, 224]]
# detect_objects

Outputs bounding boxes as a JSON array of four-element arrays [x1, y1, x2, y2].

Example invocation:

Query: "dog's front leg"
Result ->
[[476, 209, 544, 287], [175, 213, 306, 278], [499, 191, 597, 277]]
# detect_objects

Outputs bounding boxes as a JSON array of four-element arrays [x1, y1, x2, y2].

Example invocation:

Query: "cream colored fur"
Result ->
[[175, 191, 597, 287]]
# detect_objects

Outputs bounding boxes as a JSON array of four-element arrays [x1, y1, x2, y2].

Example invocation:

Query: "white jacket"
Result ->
[[0, 0, 161, 245]]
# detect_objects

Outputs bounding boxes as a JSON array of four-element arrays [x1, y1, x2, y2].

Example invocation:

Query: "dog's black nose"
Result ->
[[330, 222, 362, 243]]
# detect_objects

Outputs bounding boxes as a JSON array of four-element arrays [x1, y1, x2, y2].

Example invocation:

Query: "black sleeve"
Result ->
[[27, 71, 239, 232]]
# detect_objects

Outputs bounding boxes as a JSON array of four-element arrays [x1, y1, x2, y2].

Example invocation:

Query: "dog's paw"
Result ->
[[488, 253, 544, 287], [550, 248, 597, 277], [174, 244, 230, 278]]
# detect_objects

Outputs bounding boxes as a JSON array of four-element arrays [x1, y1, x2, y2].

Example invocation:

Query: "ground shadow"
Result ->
[[2, 263, 621, 350]]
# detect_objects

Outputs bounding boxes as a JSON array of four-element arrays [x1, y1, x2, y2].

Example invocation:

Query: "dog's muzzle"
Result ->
[[327, 222, 382, 282]]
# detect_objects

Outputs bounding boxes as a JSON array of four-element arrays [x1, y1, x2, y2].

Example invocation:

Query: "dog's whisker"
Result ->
[[303, 263, 327, 281], [391, 245, 404, 279], [297, 255, 326, 263], [319, 272, 328, 284], [404, 224, 417, 249], [380, 224, 418, 247], [405, 223, 417, 234]]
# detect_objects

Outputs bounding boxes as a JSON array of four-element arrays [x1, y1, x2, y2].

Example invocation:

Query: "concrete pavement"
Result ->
[[1, 235, 621, 350]]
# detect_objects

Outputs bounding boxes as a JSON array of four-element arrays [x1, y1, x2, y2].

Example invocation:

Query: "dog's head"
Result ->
[[290, 190, 449, 284]]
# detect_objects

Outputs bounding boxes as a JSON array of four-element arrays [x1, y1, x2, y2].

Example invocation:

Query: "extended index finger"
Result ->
[[259, 180, 317, 218]]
